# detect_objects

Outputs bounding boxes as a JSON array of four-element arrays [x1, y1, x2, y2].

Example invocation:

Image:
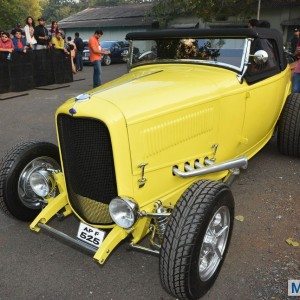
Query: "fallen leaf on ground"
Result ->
[[286, 238, 299, 247], [235, 215, 244, 222]]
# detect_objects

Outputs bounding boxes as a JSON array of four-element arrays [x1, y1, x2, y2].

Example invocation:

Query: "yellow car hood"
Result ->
[[91, 64, 241, 124]]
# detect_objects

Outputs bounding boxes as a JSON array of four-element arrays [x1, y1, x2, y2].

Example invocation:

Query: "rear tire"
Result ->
[[277, 93, 300, 157], [0, 141, 60, 221], [159, 180, 234, 300]]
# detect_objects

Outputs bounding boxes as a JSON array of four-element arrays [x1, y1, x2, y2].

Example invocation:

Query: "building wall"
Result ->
[[62, 26, 147, 41], [169, 17, 202, 29]]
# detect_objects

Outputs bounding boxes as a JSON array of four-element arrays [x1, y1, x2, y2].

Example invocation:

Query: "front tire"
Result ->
[[277, 93, 300, 157], [102, 55, 111, 66], [0, 141, 60, 221], [159, 180, 234, 299]]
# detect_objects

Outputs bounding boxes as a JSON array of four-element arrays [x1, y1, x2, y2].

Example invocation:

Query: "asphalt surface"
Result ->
[[0, 64, 299, 300]]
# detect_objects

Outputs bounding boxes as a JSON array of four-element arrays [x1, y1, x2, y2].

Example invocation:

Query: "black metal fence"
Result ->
[[0, 49, 73, 94]]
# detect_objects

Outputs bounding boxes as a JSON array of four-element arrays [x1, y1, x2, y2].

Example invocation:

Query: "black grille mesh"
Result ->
[[57, 114, 117, 225]]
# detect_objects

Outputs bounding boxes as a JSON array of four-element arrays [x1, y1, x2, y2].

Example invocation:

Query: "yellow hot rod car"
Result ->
[[0, 28, 299, 299]]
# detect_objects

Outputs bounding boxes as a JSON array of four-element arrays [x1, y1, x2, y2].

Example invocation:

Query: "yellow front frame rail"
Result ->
[[30, 172, 71, 232], [29, 172, 131, 264]]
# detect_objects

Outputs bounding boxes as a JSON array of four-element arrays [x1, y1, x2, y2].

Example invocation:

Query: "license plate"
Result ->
[[83, 56, 89, 60], [77, 222, 105, 248]]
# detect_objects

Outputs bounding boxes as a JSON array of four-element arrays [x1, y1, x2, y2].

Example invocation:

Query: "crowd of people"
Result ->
[[1, 16, 299, 91], [290, 28, 300, 93], [0, 16, 85, 74]]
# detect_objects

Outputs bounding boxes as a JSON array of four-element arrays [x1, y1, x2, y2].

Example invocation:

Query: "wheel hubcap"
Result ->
[[198, 206, 230, 281], [18, 157, 60, 209], [104, 56, 111, 65]]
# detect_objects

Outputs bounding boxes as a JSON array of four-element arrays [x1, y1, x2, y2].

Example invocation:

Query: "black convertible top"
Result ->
[[126, 28, 281, 40], [126, 28, 286, 71]]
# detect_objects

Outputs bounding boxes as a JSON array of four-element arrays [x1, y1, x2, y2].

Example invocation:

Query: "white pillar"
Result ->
[[257, 0, 261, 20]]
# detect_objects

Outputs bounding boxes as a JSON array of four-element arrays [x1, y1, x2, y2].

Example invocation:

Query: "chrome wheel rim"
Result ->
[[198, 206, 231, 281], [18, 157, 60, 209], [104, 56, 111, 65]]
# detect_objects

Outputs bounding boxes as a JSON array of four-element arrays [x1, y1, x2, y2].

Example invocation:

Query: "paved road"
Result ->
[[0, 64, 299, 300]]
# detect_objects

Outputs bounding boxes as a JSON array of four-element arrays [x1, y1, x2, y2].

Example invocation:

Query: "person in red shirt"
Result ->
[[0, 32, 14, 60], [291, 41, 300, 92], [88, 29, 109, 88]]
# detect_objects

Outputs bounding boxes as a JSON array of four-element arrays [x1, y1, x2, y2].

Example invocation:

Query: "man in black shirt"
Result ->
[[290, 28, 299, 56], [74, 32, 84, 71], [11, 23, 25, 37], [34, 17, 50, 50]]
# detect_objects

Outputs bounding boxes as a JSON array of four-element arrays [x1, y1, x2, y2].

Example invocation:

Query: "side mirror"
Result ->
[[284, 50, 296, 64], [251, 50, 268, 64]]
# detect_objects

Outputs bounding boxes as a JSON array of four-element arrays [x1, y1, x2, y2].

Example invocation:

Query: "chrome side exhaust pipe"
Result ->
[[129, 242, 160, 256], [172, 156, 248, 178]]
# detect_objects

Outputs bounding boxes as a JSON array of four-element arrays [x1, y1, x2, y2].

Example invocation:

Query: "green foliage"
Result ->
[[23, 0, 42, 20], [41, 0, 84, 22], [87, 0, 124, 6], [0, 0, 20, 30], [1, 0, 295, 31], [150, 0, 258, 26], [0, 0, 41, 30]]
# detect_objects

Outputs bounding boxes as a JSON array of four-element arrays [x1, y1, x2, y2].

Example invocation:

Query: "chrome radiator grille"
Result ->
[[57, 114, 118, 225]]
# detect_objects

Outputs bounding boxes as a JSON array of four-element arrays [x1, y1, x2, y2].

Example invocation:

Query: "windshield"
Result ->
[[130, 38, 247, 71], [101, 41, 114, 49]]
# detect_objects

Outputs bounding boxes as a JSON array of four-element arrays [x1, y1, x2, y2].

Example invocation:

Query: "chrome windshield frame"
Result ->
[[237, 38, 253, 83]]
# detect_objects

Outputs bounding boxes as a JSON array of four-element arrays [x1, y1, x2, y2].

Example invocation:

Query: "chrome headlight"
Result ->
[[121, 49, 129, 56], [109, 197, 139, 229], [29, 170, 55, 198]]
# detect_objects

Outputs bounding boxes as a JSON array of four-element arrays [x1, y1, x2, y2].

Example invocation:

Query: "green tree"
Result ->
[[150, 0, 299, 26], [87, 0, 123, 6], [23, 0, 42, 20], [150, 0, 258, 26], [41, 0, 84, 22], [39, 0, 298, 28], [0, 0, 41, 30], [0, 0, 21, 30]]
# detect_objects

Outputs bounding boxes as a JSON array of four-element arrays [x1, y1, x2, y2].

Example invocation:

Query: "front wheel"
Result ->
[[102, 55, 111, 66], [159, 180, 234, 299], [0, 141, 60, 221]]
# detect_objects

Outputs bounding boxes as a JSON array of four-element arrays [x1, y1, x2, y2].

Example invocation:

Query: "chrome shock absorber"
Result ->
[[154, 201, 169, 242]]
